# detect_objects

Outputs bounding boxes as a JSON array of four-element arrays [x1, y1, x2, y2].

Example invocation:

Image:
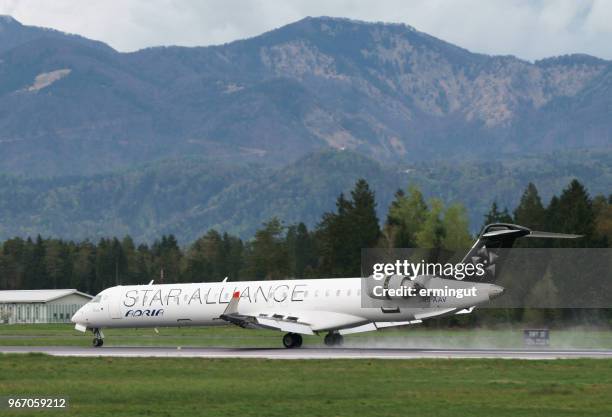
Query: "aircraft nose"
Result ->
[[489, 284, 505, 299], [71, 306, 84, 323]]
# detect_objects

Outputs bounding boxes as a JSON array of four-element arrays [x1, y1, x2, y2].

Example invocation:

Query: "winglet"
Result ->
[[222, 291, 241, 316]]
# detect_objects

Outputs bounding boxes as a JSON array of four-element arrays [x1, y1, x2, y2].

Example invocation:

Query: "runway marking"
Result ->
[[1, 346, 612, 360]]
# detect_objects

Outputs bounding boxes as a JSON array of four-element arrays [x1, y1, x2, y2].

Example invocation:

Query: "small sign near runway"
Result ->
[[523, 329, 550, 347]]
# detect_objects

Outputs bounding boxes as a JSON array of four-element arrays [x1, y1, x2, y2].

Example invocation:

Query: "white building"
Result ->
[[0, 289, 93, 324]]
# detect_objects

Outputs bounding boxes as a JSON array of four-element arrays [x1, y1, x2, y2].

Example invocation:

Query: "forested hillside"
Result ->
[[0, 150, 609, 241]]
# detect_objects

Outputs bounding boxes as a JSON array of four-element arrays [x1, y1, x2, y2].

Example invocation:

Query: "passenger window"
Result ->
[[315, 290, 319, 297], [347, 289, 351, 296], [336, 290, 341, 296], [325, 290, 330, 297]]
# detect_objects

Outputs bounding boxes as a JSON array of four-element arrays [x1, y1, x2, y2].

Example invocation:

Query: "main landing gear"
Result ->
[[282, 332, 344, 348], [92, 328, 104, 348], [324, 332, 344, 347], [282, 332, 303, 348]]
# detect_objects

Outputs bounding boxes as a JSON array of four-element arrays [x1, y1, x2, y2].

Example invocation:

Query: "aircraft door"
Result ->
[[109, 288, 123, 319]]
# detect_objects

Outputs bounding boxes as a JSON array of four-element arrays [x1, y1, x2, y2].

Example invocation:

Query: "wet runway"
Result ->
[[1, 346, 612, 359]]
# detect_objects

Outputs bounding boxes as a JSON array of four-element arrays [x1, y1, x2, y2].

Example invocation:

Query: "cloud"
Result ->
[[1, 0, 611, 60]]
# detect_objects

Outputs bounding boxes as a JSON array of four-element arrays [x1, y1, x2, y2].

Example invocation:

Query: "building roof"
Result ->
[[0, 289, 93, 303]]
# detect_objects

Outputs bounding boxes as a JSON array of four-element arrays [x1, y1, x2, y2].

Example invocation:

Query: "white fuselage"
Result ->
[[71, 277, 497, 333]]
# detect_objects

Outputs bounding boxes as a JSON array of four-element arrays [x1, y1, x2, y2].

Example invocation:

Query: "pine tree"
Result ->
[[387, 189, 405, 222], [286, 223, 314, 278], [348, 178, 381, 263], [545, 196, 561, 232], [553, 179, 597, 246], [185, 230, 228, 282], [247, 218, 288, 280], [484, 201, 501, 226], [152, 235, 182, 282], [121, 236, 138, 285], [24, 236, 47, 289], [0, 238, 26, 290], [110, 238, 127, 285], [315, 193, 353, 277], [316, 180, 380, 277], [223, 233, 244, 281], [72, 242, 96, 294], [135, 243, 153, 285], [44, 239, 72, 289], [514, 183, 546, 230], [483, 201, 513, 228]]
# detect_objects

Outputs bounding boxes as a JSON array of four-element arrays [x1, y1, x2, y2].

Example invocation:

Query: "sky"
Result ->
[[1, 0, 611, 61]]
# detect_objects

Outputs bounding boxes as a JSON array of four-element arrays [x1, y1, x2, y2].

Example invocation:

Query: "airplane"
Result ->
[[71, 223, 579, 348]]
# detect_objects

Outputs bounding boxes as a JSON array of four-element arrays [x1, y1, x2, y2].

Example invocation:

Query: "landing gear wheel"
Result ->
[[92, 328, 104, 348], [282, 333, 303, 348], [324, 332, 344, 347]]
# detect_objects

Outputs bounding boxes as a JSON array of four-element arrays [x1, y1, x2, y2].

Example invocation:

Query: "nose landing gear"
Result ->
[[282, 332, 303, 348], [92, 328, 104, 347], [324, 332, 344, 347]]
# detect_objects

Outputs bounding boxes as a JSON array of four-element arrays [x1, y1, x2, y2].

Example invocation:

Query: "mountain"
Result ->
[[0, 15, 112, 54], [0, 149, 609, 242], [0, 16, 611, 177]]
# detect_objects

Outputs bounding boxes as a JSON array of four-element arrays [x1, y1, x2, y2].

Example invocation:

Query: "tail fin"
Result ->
[[460, 223, 581, 281]]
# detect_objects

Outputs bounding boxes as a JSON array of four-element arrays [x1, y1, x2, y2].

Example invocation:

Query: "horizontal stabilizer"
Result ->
[[527, 231, 583, 239]]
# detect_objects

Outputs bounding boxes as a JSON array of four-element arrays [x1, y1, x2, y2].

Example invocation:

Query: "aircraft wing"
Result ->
[[339, 320, 422, 335], [454, 307, 475, 315], [339, 306, 475, 335], [219, 291, 315, 335], [413, 308, 456, 320], [221, 311, 315, 335], [219, 291, 371, 335]]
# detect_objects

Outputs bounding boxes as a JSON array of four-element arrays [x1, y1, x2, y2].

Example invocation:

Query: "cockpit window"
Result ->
[[90, 295, 102, 303]]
